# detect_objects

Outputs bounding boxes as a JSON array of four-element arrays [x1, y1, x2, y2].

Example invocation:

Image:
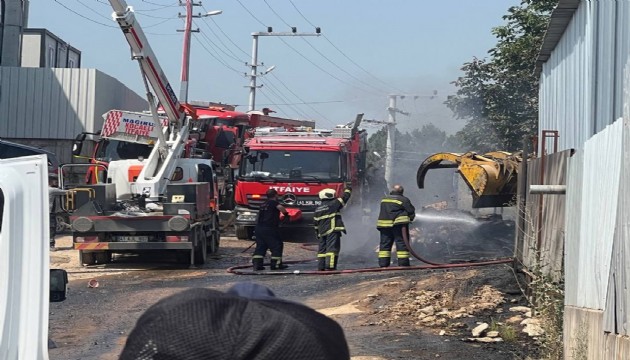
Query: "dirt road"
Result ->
[[49, 231, 539, 360]]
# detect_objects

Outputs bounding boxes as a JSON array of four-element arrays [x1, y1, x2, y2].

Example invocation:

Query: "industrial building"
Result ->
[[0, 1, 146, 164], [530, 0, 630, 358]]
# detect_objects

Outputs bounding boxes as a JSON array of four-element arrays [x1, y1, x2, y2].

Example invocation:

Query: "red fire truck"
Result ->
[[234, 115, 367, 240], [72, 106, 315, 211]]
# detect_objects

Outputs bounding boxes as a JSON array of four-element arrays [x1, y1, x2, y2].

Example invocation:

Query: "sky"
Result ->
[[29, 0, 519, 134]]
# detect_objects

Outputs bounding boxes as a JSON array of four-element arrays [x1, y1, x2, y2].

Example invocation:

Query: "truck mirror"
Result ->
[[248, 155, 257, 164], [72, 133, 87, 156], [50, 269, 68, 302], [260, 152, 269, 160]]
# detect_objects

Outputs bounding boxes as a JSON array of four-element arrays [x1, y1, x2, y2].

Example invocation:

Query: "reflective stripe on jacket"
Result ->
[[314, 188, 351, 237], [376, 194, 415, 228]]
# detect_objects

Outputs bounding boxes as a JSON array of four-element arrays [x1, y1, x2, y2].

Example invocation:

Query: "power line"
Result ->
[[54, 0, 117, 28], [195, 21, 246, 63], [288, 0, 404, 93], [261, 79, 311, 119], [192, 35, 244, 75], [276, 37, 379, 96], [263, 0, 291, 27], [300, 38, 386, 94], [206, 15, 250, 58], [194, 19, 247, 63], [234, 0, 267, 27], [260, 0, 382, 96], [75, 0, 116, 21], [258, 86, 302, 119], [268, 72, 333, 125], [257, 91, 291, 118]]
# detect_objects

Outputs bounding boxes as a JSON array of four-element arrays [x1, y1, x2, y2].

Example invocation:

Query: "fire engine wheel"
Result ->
[[235, 225, 253, 240], [79, 251, 96, 266], [193, 227, 207, 265]]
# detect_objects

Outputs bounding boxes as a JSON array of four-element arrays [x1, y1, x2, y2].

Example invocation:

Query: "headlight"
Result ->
[[237, 211, 257, 222]]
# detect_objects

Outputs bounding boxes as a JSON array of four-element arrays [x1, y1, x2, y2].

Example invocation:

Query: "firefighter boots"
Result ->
[[270, 258, 288, 270], [378, 257, 391, 268], [317, 257, 326, 271], [398, 258, 410, 267], [252, 257, 264, 271]]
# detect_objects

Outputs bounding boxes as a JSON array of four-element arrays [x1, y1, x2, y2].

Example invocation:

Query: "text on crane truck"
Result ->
[[122, 117, 155, 137]]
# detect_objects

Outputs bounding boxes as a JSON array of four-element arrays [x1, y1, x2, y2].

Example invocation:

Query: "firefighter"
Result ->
[[314, 185, 352, 271], [376, 184, 416, 267], [252, 189, 290, 270]]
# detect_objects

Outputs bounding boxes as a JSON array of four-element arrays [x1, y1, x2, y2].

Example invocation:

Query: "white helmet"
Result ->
[[318, 188, 336, 200]]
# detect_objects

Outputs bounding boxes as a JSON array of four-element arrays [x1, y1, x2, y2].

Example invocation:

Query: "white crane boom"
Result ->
[[109, 0, 184, 127], [107, 0, 191, 200]]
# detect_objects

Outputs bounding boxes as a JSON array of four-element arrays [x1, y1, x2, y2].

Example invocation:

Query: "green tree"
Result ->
[[446, 0, 558, 152]]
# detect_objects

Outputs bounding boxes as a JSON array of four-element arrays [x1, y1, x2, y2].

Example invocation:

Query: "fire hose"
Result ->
[[226, 224, 513, 275]]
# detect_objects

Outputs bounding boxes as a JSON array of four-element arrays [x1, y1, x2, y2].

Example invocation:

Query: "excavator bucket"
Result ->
[[417, 151, 522, 208]]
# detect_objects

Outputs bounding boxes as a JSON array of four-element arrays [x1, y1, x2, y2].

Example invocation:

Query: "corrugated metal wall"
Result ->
[[562, 118, 630, 358], [539, 1, 630, 152], [518, 149, 571, 281], [0, 67, 146, 140], [576, 119, 623, 310]]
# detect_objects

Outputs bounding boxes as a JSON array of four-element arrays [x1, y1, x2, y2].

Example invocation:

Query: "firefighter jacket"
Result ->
[[376, 194, 416, 228], [313, 188, 352, 237]]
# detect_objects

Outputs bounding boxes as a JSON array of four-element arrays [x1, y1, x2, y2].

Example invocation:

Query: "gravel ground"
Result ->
[[49, 227, 539, 360]]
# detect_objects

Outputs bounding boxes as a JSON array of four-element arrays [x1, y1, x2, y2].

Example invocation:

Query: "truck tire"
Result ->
[[235, 225, 252, 240], [193, 227, 207, 265], [79, 251, 96, 266]]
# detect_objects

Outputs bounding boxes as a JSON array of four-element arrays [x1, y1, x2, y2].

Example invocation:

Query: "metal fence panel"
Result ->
[[576, 119, 623, 310], [564, 149, 583, 306], [519, 150, 571, 281]]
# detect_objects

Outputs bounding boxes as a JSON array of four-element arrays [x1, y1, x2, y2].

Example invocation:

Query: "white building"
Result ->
[[535, 1, 630, 358]]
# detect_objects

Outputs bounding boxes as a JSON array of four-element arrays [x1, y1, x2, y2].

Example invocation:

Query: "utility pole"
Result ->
[[177, 1, 222, 103], [247, 27, 321, 112], [385, 95, 397, 188], [384, 91, 437, 188]]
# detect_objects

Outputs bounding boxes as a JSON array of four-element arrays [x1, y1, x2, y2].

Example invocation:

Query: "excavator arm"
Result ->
[[417, 151, 522, 208]]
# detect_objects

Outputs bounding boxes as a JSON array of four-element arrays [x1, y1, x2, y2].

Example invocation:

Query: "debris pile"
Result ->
[[368, 284, 504, 328]]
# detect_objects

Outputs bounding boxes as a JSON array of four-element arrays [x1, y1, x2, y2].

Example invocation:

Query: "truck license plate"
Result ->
[[297, 200, 321, 206], [117, 236, 149, 242]]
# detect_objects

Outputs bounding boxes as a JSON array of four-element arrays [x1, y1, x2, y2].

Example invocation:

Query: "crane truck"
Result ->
[[234, 115, 368, 240], [70, 106, 315, 212], [65, 0, 221, 266]]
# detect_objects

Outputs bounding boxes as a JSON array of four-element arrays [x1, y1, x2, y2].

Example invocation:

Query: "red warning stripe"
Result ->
[[74, 243, 109, 250]]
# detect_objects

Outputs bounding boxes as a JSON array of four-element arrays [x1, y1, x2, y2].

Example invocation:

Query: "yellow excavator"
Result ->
[[416, 151, 522, 208]]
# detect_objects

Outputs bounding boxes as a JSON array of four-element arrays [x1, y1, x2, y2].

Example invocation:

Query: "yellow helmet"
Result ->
[[318, 188, 336, 200]]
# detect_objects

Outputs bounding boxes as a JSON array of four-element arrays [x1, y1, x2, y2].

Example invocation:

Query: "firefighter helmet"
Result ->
[[318, 188, 336, 200]]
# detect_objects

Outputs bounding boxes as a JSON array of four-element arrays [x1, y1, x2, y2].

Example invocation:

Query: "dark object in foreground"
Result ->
[[120, 284, 350, 360]]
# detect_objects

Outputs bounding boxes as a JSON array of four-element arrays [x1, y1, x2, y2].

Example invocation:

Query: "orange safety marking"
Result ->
[[74, 243, 110, 250]]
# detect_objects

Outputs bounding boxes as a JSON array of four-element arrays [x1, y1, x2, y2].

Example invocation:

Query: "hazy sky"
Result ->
[[30, 0, 519, 133]]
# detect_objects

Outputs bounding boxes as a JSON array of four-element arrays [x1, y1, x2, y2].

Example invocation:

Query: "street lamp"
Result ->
[[201, 10, 222, 17], [178, 1, 222, 103]]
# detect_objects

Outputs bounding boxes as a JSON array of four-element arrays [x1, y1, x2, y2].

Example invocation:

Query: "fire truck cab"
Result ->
[[234, 123, 367, 240]]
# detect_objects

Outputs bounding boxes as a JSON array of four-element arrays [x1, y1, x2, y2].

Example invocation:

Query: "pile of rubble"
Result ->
[[368, 284, 504, 328], [364, 280, 545, 343]]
